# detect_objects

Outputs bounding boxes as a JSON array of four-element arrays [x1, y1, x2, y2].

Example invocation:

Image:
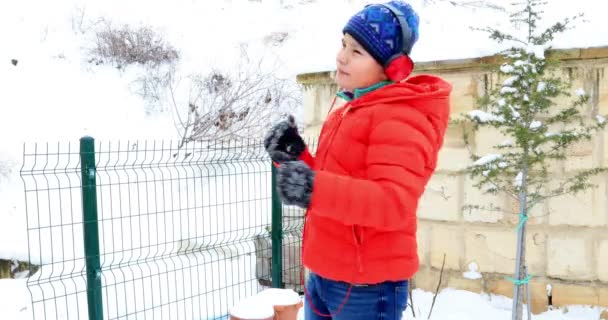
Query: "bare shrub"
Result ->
[[87, 21, 180, 112], [90, 23, 179, 69], [130, 64, 176, 111], [170, 59, 301, 147]]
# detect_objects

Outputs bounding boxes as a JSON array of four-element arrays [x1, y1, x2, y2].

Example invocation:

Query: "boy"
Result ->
[[264, 1, 451, 319]]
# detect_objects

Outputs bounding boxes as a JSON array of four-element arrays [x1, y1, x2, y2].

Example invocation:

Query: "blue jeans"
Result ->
[[304, 273, 408, 320]]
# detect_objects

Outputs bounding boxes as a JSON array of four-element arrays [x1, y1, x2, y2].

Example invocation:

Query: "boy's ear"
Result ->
[[385, 55, 414, 82]]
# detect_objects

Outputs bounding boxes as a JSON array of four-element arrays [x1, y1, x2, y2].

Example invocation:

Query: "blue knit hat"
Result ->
[[343, 1, 419, 67]]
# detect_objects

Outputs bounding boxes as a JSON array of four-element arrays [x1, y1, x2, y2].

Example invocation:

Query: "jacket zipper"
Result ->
[[316, 103, 365, 275]]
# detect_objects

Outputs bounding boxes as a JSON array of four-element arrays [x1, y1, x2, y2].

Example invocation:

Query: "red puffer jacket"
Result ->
[[300, 74, 451, 284]]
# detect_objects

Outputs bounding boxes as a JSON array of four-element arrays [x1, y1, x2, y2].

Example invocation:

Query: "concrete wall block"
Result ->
[[598, 67, 608, 115], [487, 279, 548, 314], [430, 224, 464, 270], [436, 147, 471, 173], [417, 222, 432, 266], [463, 177, 506, 223], [597, 238, 608, 282], [464, 228, 544, 275], [547, 235, 594, 280], [505, 197, 546, 225], [446, 275, 483, 293], [547, 175, 607, 227], [418, 174, 462, 221], [552, 283, 599, 306], [474, 127, 509, 157], [439, 72, 479, 115]]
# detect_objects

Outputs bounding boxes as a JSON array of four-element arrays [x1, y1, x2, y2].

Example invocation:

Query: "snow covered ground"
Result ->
[[2, 278, 605, 320], [401, 289, 605, 320]]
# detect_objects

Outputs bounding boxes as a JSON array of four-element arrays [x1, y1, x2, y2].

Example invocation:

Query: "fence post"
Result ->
[[80, 136, 104, 320], [271, 164, 283, 288]]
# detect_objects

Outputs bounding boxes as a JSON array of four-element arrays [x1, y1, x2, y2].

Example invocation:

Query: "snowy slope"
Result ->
[[1, 0, 607, 271]]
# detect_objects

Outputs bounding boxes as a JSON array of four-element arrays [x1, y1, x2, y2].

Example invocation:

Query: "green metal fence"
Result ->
[[20, 137, 311, 320]]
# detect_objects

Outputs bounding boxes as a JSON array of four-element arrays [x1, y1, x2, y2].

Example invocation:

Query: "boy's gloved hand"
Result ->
[[264, 115, 306, 163], [276, 161, 315, 209]]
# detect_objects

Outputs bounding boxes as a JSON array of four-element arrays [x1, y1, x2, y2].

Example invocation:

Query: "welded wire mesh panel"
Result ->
[[95, 140, 272, 320], [21, 142, 88, 320], [21, 139, 275, 320]]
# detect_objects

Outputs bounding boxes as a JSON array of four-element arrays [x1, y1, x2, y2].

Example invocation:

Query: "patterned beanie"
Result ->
[[343, 1, 420, 67]]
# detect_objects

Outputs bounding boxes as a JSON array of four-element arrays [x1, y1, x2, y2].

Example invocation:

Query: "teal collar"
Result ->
[[337, 81, 393, 102]]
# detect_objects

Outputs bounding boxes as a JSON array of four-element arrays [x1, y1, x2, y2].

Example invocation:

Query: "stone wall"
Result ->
[[296, 47, 608, 314]]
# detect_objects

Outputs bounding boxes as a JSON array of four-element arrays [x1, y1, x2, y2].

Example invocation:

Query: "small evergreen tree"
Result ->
[[460, 1, 605, 319]]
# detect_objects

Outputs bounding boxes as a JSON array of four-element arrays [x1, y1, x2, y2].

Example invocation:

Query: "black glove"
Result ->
[[276, 161, 315, 209], [264, 115, 306, 163]]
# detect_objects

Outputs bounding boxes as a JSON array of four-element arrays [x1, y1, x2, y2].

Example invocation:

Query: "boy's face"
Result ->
[[335, 33, 387, 92]]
